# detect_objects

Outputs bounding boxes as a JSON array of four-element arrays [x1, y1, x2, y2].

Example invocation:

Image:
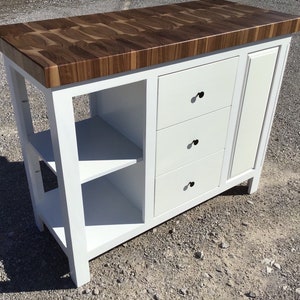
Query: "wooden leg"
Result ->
[[45, 89, 90, 287], [4, 58, 44, 231]]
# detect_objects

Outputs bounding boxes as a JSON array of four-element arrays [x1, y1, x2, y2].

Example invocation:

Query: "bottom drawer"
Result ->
[[155, 151, 224, 216]]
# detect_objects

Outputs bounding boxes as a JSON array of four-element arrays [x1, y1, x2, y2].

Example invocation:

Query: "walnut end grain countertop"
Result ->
[[0, 0, 299, 88]]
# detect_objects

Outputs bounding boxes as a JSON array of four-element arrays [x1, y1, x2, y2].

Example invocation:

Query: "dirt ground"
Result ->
[[0, 0, 299, 299]]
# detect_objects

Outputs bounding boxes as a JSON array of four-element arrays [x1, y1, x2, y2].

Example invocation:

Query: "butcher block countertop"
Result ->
[[0, 0, 299, 88]]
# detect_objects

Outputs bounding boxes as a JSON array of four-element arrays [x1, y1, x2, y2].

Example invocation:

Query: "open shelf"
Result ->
[[29, 116, 143, 183], [38, 176, 143, 258]]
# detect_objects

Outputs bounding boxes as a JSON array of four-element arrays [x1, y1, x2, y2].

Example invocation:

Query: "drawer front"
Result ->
[[157, 57, 238, 129], [155, 151, 224, 216], [156, 107, 231, 176]]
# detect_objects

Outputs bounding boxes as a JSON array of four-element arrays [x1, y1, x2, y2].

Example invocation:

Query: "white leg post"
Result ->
[[247, 170, 262, 194], [45, 89, 90, 287], [4, 58, 44, 231]]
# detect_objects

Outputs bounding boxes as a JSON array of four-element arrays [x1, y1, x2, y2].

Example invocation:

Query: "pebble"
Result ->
[[247, 200, 254, 205], [261, 258, 272, 265], [93, 288, 100, 295], [220, 241, 230, 249], [63, 296, 72, 300], [266, 266, 273, 274], [296, 288, 300, 295], [194, 251, 204, 260], [82, 289, 91, 294], [273, 263, 281, 270], [246, 291, 256, 298], [241, 221, 249, 226], [153, 294, 160, 300], [282, 285, 288, 291], [261, 258, 275, 266], [179, 288, 188, 295], [226, 279, 234, 287], [152, 228, 157, 233]]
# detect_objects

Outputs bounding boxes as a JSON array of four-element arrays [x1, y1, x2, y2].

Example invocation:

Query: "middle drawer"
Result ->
[[156, 107, 231, 176]]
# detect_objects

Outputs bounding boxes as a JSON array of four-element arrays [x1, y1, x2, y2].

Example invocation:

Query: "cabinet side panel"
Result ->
[[95, 80, 146, 149], [230, 47, 279, 177]]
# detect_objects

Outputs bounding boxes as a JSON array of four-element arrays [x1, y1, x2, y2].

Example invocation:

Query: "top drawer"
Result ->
[[157, 57, 238, 130]]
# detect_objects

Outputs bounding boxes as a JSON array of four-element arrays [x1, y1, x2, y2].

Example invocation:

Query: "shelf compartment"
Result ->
[[29, 116, 143, 183], [38, 177, 143, 258]]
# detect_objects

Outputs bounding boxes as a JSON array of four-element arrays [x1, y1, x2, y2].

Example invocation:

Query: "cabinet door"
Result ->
[[230, 47, 279, 177]]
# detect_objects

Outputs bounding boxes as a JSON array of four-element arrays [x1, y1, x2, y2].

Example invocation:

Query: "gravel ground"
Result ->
[[0, 0, 299, 299]]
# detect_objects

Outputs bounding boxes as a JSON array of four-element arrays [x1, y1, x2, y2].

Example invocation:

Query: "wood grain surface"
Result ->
[[0, 0, 299, 88]]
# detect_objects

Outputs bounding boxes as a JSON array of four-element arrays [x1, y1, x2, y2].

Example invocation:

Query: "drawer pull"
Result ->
[[183, 181, 195, 191], [187, 139, 199, 149], [191, 91, 205, 103], [197, 91, 205, 98], [189, 181, 195, 187]]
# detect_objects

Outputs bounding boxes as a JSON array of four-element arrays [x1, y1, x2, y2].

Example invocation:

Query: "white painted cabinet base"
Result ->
[[4, 36, 291, 287]]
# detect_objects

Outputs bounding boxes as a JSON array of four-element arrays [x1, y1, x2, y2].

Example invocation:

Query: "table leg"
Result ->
[[4, 58, 44, 231], [45, 89, 90, 287]]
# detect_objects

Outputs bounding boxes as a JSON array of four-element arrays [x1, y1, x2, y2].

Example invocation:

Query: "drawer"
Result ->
[[157, 57, 238, 129], [156, 107, 230, 176], [155, 151, 224, 216]]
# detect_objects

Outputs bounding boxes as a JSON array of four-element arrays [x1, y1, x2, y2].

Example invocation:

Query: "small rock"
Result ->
[[295, 288, 300, 295], [273, 263, 281, 270], [122, 243, 128, 247], [241, 222, 249, 226], [152, 228, 157, 233], [63, 296, 72, 300], [245, 291, 256, 298], [179, 288, 188, 295], [194, 251, 204, 260], [153, 294, 160, 300], [93, 288, 100, 295], [169, 228, 175, 234], [261, 258, 272, 265], [226, 279, 234, 287], [220, 241, 230, 249], [247, 200, 254, 205], [282, 285, 288, 291], [116, 278, 122, 283], [291, 247, 296, 252], [82, 289, 91, 294], [203, 272, 211, 278], [266, 266, 273, 274]]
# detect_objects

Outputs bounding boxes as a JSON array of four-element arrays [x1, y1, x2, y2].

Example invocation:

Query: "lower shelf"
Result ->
[[38, 177, 143, 259]]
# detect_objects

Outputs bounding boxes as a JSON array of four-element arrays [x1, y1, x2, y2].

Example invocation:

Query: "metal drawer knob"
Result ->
[[191, 91, 205, 103], [183, 181, 195, 191], [187, 139, 199, 149], [197, 91, 205, 98]]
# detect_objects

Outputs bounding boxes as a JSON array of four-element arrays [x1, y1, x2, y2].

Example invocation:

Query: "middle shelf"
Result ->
[[29, 116, 143, 183]]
